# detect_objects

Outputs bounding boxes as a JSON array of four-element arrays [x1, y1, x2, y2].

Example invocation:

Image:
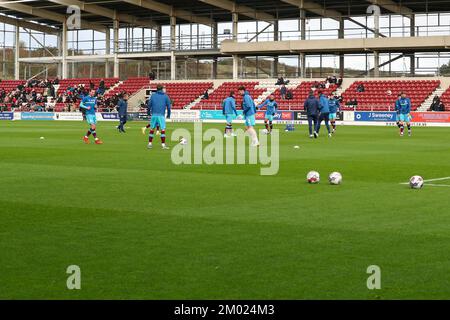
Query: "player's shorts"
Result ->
[[399, 113, 411, 122], [150, 115, 166, 130], [245, 114, 256, 127], [329, 113, 337, 120], [225, 114, 234, 124], [265, 114, 274, 121], [86, 114, 97, 125]]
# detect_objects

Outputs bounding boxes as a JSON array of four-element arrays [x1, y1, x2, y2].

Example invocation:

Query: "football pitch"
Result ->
[[1, 120, 449, 299]]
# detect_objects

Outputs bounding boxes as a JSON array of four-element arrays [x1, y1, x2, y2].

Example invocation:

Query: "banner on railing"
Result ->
[[0, 112, 13, 120], [293, 111, 344, 121], [170, 110, 200, 121], [55, 112, 83, 121], [411, 112, 450, 123], [21, 112, 54, 120], [354, 111, 397, 122], [200, 110, 242, 120], [255, 111, 294, 121]]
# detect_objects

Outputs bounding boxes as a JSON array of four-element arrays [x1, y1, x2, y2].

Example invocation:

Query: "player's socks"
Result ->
[[248, 128, 259, 146], [91, 130, 97, 139], [400, 125, 404, 135], [396, 121, 401, 128], [146, 124, 151, 129], [149, 130, 154, 143], [86, 130, 92, 137], [269, 121, 273, 132], [407, 124, 411, 136], [264, 121, 269, 131], [161, 130, 166, 144]]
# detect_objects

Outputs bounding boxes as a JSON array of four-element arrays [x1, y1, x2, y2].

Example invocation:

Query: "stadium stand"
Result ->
[[0, 80, 26, 93], [341, 80, 440, 111], [150, 82, 213, 109], [192, 81, 266, 110], [438, 87, 450, 111], [257, 81, 339, 111], [57, 77, 119, 95], [105, 77, 149, 98]]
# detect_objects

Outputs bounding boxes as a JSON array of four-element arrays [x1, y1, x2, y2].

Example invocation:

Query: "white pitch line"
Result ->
[[426, 184, 450, 188], [423, 176, 450, 183], [400, 176, 450, 186], [400, 177, 450, 187]]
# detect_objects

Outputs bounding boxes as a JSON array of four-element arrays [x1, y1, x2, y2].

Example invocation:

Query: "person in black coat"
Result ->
[[304, 91, 320, 138]]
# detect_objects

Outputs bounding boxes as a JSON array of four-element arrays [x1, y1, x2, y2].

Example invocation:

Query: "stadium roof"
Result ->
[[1, 0, 450, 31]]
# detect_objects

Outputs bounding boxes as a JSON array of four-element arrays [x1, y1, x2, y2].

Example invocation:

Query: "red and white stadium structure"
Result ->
[[1, 0, 450, 124]]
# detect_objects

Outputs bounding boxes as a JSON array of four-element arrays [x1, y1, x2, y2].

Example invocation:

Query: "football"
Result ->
[[307, 171, 320, 184], [179, 137, 188, 145], [409, 175, 424, 189], [329, 172, 343, 185], [262, 129, 269, 135]]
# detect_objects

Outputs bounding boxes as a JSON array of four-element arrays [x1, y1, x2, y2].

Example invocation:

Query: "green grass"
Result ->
[[1, 120, 450, 300]]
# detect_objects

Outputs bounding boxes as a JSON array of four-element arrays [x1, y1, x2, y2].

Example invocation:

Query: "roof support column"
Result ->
[[170, 15, 176, 50], [299, 52, 306, 78], [155, 25, 162, 50], [61, 21, 68, 79], [113, 18, 119, 78], [299, 9, 306, 40], [170, 51, 176, 80], [14, 24, 20, 80], [272, 20, 279, 77], [373, 51, 380, 77], [339, 17, 344, 77], [232, 12, 239, 41], [105, 27, 110, 78], [212, 57, 218, 79], [212, 21, 218, 49], [410, 14, 415, 37], [232, 55, 239, 79], [374, 9, 380, 38], [212, 22, 218, 79], [409, 13, 416, 75]]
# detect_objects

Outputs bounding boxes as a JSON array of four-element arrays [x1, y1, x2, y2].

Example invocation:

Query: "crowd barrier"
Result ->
[[1, 110, 450, 127]]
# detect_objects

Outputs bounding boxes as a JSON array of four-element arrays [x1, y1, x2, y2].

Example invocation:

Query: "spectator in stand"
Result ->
[[356, 83, 365, 93], [280, 84, 287, 100], [286, 89, 293, 100], [337, 77, 343, 87], [430, 95, 440, 111], [276, 75, 290, 86], [203, 89, 209, 100], [346, 98, 358, 107], [149, 70, 156, 81]]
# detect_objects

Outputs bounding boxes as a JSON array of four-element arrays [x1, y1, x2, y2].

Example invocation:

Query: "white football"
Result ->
[[179, 137, 188, 145], [409, 175, 424, 189], [307, 171, 320, 184], [262, 129, 269, 135], [329, 172, 343, 185]]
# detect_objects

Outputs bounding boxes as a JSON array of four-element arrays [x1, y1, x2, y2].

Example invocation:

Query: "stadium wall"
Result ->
[[3, 110, 450, 127]]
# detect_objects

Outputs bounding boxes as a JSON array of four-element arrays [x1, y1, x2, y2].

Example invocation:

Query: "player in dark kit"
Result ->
[[117, 93, 129, 133], [304, 91, 320, 138]]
